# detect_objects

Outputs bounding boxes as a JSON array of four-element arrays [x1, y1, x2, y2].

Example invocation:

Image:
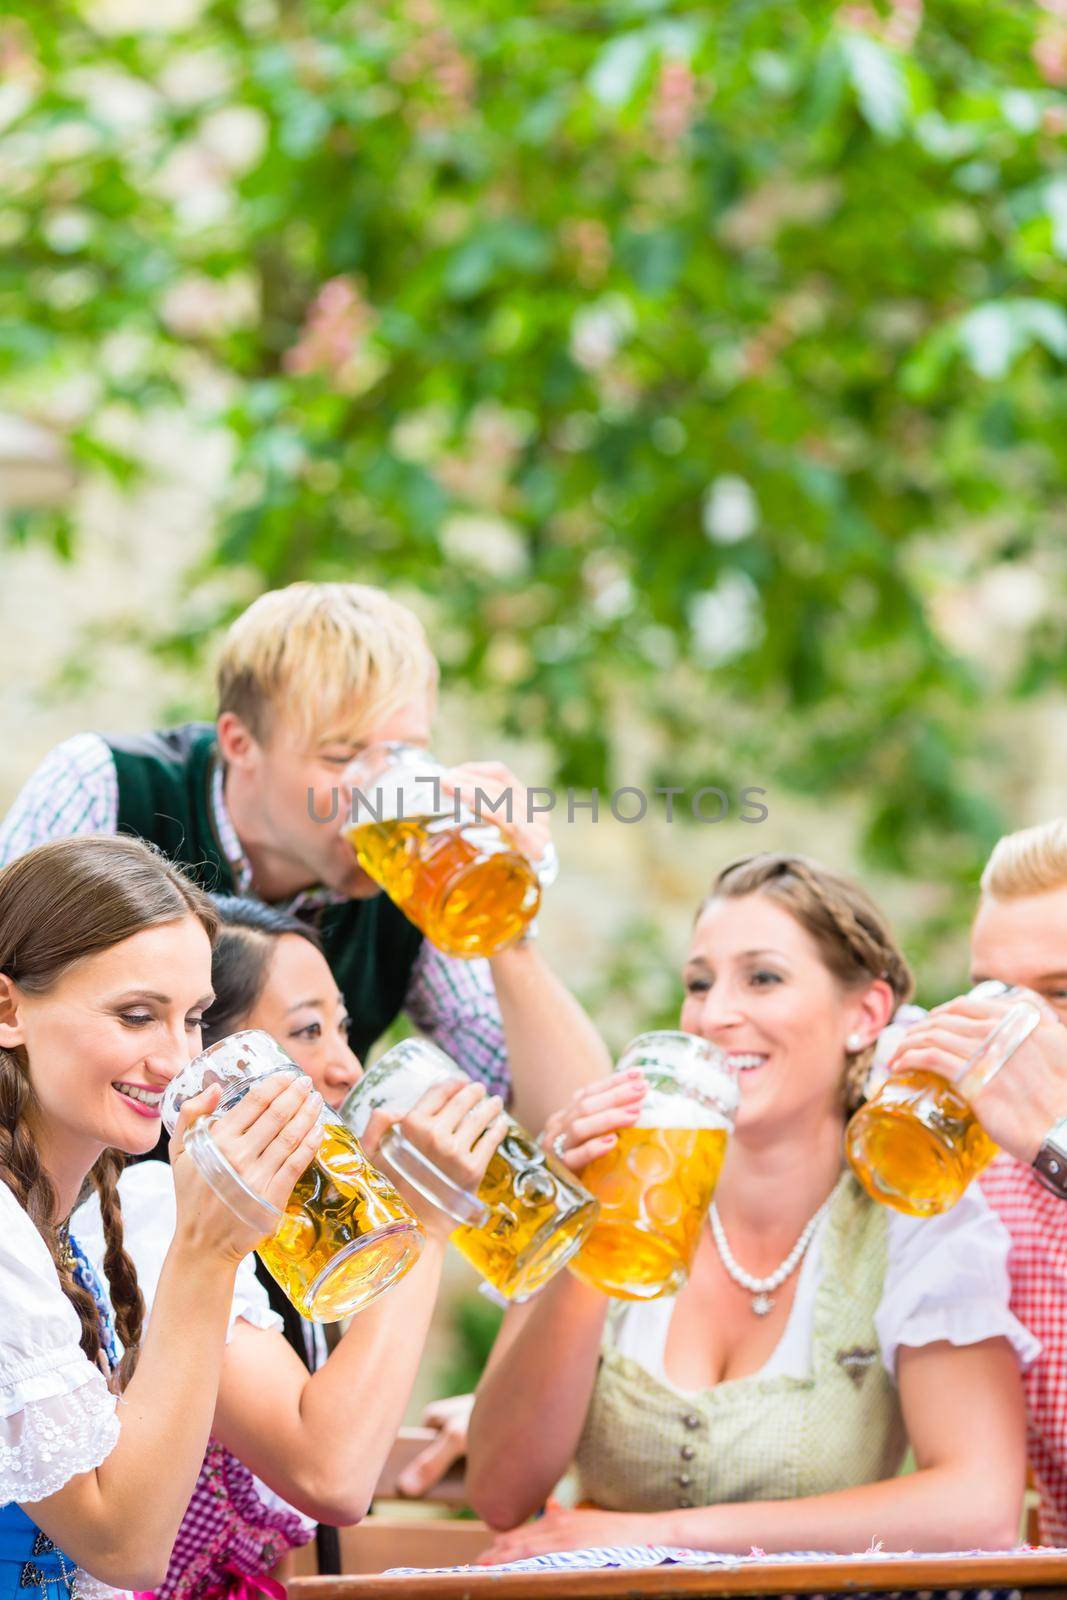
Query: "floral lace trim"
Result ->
[[74, 1571, 128, 1600], [0, 1371, 119, 1507]]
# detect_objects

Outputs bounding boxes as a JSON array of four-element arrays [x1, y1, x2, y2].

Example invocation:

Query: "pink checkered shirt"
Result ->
[[147, 1439, 313, 1600], [980, 1154, 1067, 1543]]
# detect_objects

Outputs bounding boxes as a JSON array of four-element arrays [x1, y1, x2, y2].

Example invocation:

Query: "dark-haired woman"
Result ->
[[74, 894, 508, 1599], [468, 853, 1035, 1560], [201, 898, 362, 1111], [205, 900, 483, 1507], [201, 898, 362, 1396], [0, 835, 325, 1600]]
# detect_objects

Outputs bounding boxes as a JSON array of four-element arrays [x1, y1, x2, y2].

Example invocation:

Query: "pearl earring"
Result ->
[[846, 1032, 864, 1052]]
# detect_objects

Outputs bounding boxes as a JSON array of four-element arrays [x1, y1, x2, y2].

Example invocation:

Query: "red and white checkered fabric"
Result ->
[[981, 1154, 1067, 1544]]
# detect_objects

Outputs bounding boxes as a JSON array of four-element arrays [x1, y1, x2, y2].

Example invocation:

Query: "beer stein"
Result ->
[[845, 983, 1043, 1218], [569, 1031, 739, 1302], [341, 1039, 599, 1301], [340, 742, 542, 958], [162, 1031, 424, 1321]]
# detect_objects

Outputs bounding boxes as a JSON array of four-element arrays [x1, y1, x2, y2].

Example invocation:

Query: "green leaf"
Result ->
[[838, 32, 909, 140]]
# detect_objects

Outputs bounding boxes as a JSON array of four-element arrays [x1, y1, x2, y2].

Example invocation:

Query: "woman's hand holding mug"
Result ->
[[170, 1073, 325, 1262], [538, 1071, 647, 1173], [362, 1078, 508, 1236]]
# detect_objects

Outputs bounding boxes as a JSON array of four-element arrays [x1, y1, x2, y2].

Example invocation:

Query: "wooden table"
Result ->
[[290, 1550, 1067, 1600]]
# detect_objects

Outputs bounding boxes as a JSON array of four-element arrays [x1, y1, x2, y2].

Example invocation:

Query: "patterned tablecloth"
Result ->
[[387, 1542, 1067, 1580]]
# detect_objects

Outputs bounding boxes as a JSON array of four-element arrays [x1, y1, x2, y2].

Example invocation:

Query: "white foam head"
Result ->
[[349, 769, 443, 826], [617, 1029, 739, 1129], [634, 1090, 730, 1131], [341, 1038, 464, 1136]]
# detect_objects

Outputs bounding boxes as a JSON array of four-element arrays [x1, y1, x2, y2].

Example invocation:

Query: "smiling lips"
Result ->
[[725, 1053, 768, 1073], [113, 1082, 164, 1119]]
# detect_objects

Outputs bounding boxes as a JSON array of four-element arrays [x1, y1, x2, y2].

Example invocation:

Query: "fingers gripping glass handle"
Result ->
[[185, 1121, 283, 1238], [958, 1000, 1043, 1101], [378, 1128, 490, 1228]]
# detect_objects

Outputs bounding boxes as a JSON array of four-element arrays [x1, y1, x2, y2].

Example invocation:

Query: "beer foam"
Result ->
[[341, 1049, 456, 1137], [633, 1087, 731, 1131], [348, 768, 444, 826], [620, 1033, 710, 1075]]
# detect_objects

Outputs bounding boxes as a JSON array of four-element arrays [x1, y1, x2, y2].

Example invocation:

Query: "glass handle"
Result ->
[[379, 1128, 490, 1228], [957, 999, 1042, 1101], [186, 1122, 282, 1238]]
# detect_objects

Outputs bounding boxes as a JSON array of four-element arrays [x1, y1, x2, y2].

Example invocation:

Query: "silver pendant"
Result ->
[[752, 1292, 774, 1316]]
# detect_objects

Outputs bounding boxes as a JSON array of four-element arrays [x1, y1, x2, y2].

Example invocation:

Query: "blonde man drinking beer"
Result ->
[[887, 818, 1067, 1544], [0, 582, 607, 1129]]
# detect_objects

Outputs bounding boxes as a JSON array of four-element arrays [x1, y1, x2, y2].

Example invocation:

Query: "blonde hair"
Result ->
[[216, 582, 437, 746], [980, 818, 1067, 900], [702, 853, 913, 1114]]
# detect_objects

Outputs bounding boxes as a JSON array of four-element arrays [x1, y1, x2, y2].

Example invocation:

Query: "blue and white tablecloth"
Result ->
[[387, 1542, 1067, 1578]]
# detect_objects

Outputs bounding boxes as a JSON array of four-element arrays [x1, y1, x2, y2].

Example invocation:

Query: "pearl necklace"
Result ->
[[709, 1183, 839, 1316]]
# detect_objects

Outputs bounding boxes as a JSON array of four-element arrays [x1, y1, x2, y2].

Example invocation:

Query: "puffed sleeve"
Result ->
[[72, 1162, 282, 1344], [875, 1182, 1041, 1377], [0, 1181, 119, 1506]]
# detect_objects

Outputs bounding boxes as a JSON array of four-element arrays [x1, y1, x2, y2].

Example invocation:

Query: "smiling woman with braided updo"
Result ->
[[468, 853, 1035, 1561]]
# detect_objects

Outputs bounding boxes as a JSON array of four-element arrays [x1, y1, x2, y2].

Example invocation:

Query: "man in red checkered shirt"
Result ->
[[889, 819, 1067, 1545]]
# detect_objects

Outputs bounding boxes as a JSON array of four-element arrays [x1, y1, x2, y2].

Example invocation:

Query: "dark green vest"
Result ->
[[106, 724, 424, 1062]]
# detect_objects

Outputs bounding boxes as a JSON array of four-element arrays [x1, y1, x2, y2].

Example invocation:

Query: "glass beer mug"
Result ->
[[341, 742, 542, 959], [162, 1031, 424, 1321], [845, 983, 1043, 1217], [341, 1039, 599, 1301], [569, 1031, 739, 1301]]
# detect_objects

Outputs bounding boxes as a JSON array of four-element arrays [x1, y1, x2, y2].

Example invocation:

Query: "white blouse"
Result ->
[[72, 1162, 315, 1542], [72, 1162, 283, 1352], [0, 1179, 120, 1509], [610, 1180, 1040, 1393]]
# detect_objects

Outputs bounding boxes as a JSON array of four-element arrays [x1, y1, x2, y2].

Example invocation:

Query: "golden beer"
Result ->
[[341, 1040, 599, 1301], [571, 1127, 729, 1299], [341, 743, 540, 959], [845, 1068, 996, 1219], [450, 1128, 598, 1299], [568, 1032, 738, 1301], [165, 1031, 424, 1321], [846, 989, 1042, 1218], [348, 813, 540, 959], [261, 1121, 425, 1321]]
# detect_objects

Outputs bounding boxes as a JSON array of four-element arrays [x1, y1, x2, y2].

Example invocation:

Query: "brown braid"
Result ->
[[701, 852, 914, 1114], [0, 835, 218, 1387], [0, 1050, 110, 1372], [91, 1150, 146, 1389]]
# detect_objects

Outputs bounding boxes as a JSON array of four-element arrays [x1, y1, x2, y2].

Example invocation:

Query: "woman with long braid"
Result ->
[[73, 896, 508, 1600], [0, 835, 324, 1600], [468, 853, 1034, 1558]]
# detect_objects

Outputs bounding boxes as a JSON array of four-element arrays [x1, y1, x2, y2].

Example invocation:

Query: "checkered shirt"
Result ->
[[0, 733, 509, 1098], [981, 1154, 1067, 1544], [147, 1438, 312, 1600]]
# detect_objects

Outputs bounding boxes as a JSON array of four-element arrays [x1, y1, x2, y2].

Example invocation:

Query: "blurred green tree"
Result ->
[[2, 0, 1066, 906]]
